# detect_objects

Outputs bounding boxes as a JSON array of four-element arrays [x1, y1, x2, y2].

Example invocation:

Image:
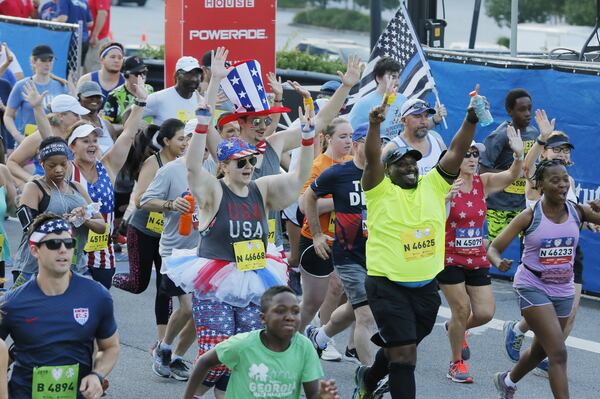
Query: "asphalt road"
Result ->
[[3, 218, 600, 398]]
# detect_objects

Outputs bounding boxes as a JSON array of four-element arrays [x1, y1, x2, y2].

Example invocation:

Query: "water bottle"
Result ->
[[194, 107, 212, 134], [469, 89, 494, 127], [178, 192, 195, 236]]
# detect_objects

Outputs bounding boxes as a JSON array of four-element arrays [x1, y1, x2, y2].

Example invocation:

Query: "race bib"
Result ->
[[233, 239, 266, 272], [0, 233, 4, 258], [504, 178, 526, 195], [25, 123, 37, 136], [538, 237, 575, 266], [361, 209, 368, 238], [454, 228, 483, 255], [84, 224, 109, 252], [176, 110, 193, 122], [32, 363, 79, 399], [146, 212, 164, 234], [328, 212, 336, 234], [267, 219, 276, 244], [400, 226, 436, 261]]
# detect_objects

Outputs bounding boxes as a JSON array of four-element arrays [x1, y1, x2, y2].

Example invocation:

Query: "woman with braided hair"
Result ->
[[488, 159, 600, 398]]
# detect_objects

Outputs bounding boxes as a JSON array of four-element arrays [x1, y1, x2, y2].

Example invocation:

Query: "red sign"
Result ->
[[164, 0, 276, 89]]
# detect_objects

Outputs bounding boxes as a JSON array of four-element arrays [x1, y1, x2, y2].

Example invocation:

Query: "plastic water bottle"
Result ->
[[469, 89, 494, 127], [178, 192, 195, 236]]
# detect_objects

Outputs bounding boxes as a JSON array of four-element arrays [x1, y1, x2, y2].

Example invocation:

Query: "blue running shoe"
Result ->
[[503, 320, 524, 362]]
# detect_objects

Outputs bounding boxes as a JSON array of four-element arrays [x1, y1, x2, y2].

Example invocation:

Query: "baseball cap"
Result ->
[[352, 123, 368, 142], [50, 95, 90, 115], [383, 145, 422, 165], [77, 81, 104, 98], [470, 140, 486, 153], [67, 124, 102, 146], [31, 45, 54, 58], [176, 56, 201, 72], [122, 56, 146, 74], [545, 134, 574, 149], [400, 99, 436, 118], [320, 80, 341, 95], [216, 137, 258, 161]]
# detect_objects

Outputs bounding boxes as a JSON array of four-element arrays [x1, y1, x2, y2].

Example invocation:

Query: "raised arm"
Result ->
[[437, 92, 480, 182], [203, 47, 229, 161], [265, 72, 283, 138], [22, 80, 53, 139], [258, 104, 315, 211], [361, 102, 388, 191], [481, 125, 524, 195], [102, 76, 148, 180], [487, 209, 532, 272], [523, 109, 555, 179]]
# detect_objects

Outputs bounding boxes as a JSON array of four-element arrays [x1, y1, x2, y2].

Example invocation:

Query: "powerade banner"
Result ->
[[428, 59, 600, 295], [0, 19, 72, 78]]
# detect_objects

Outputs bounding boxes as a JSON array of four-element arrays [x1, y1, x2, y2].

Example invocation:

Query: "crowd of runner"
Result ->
[[0, 9, 598, 398]]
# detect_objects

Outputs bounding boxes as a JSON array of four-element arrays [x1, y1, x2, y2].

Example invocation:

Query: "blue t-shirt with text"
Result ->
[[348, 90, 407, 139]]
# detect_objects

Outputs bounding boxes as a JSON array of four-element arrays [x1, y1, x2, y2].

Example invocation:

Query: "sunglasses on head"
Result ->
[[464, 150, 480, 159], [36, 238, 76, 250], [236, 156, 257, 168], [251, 117, 273, 128]]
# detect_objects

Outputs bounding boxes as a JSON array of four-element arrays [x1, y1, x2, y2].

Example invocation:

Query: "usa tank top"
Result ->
[[72, 160, 115, 269], [197, 180, 269, 262], [444, 175, 489, 269]]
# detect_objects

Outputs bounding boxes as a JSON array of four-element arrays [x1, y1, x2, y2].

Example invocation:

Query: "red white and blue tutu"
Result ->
[[163, 244, 289, 308]]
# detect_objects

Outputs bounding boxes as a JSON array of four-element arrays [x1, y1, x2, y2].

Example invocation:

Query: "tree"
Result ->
[[564, 0, 597, 26], [485, 0, 565, 26], [354, 0, 400, 12]]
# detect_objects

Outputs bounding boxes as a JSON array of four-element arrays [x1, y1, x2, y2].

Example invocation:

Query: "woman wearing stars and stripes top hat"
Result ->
[[437, 127, 524, 384]]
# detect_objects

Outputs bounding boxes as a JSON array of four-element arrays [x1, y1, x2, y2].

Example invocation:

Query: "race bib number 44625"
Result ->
[[400, 226, 436, 261]]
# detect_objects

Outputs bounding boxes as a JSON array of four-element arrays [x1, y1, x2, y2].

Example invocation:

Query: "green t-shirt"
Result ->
[[364, 168, 450, 282], [215, 330, 324, 398]]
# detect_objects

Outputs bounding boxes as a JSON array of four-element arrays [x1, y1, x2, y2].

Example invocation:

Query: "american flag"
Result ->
[[347, 3, 437, 108]]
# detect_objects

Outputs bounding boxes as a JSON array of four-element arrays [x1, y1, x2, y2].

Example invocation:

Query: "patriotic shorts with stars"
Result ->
[[192, 294, 261, 384]]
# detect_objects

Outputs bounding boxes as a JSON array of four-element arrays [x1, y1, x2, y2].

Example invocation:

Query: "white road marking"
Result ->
[[438, 306, 600, 355]]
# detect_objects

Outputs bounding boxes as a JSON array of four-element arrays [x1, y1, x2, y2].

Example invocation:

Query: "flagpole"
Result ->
[[432, 86, 448, 130]]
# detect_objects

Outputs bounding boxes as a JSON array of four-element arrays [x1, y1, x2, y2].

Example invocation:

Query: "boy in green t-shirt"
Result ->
[[183, 286, 339, 399]]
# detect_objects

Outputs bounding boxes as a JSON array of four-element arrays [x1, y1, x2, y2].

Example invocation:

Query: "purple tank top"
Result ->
[[515, 200, 580, 298]]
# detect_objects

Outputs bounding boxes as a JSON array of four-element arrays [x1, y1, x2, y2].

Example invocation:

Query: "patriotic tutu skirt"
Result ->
[[163, 244, 288, 308]]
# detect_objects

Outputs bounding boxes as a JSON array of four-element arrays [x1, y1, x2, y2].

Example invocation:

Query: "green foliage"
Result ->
[[354, 0, 400, 11], [137, 44, 164, 60], [564, 0, 597, 26], [276, 50, 346, 74], [485, 0, 596, 27], [496, 36, 510, 48], [277, 0, 308, 9], [294, 8, 385, 32]]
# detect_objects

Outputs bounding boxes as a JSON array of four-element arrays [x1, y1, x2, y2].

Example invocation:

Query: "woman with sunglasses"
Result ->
[[162, 103, 315, 396], [12, 137, 105, 288], [67, 76, 147, 289], [7, 84, 88, 189], [3, 45, 69, 149], [113, 117, 187, 346], [437, 126, 524, 384], [503, 110, 585, 373]]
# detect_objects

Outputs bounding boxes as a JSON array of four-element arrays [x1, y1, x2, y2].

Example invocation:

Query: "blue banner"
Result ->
[[428, 60, 600, 295], [0, 21, 72, 78]]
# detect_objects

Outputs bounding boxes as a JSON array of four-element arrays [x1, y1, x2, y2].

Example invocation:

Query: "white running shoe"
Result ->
[[320, 339, 342, 362]]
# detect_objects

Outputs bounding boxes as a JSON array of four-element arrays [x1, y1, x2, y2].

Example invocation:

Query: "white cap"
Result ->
[[470, 140, 486, 153], [51, 95, 90, 115], [176, 56, 201, 72], [184, 118, 198, 136], [68, 124, 102, 146]]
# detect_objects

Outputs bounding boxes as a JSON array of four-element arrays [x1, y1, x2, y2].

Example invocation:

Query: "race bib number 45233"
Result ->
[[400, 226, 436, 261]]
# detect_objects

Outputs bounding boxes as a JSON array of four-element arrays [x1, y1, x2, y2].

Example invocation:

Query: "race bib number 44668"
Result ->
[[400, 226, 436, 261]]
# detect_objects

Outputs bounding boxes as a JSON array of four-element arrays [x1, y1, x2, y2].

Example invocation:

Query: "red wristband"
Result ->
[[194, 125, 208, 134], [301, 137, 314, 146]]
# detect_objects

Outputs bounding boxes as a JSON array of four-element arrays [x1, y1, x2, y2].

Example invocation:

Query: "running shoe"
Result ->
[[372, 375, 389, 399], [352, 365, 374, 399], [305, 325, 325, 357], [494, 371, 517, 399], [344, 346, 361, 364], [152, 343, 172, 378], [321, 339, 342, 362], [533, 358, 549, 378], [447, 360, 474, 383], [169, 358, 190, 381], [503, 320, 524, 362], [444, 321, 471, 360]]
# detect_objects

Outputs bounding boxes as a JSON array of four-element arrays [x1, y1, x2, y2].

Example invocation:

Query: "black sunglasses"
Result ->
[[132, 70, 147, 77], [36, 238, 76, 250], [464, 150, 480, 159], [236, 156, 258, 168]]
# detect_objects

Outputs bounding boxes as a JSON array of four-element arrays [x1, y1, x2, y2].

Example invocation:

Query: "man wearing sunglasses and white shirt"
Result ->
[[0, 214, 119, 399]]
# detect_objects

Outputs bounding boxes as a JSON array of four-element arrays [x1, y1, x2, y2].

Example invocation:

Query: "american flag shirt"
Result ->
[[71, 161, 115, 269]]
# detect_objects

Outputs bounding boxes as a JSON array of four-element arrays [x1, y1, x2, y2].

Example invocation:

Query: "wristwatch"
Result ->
[[514, 152, 525, 161], [134, 99, 147, 107], [536, 137, 547, 146], [89, 371, 104, 385]]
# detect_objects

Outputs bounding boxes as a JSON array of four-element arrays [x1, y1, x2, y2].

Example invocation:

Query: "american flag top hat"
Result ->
[[217, 137, 259, 162], [218, 60, 290, 127]]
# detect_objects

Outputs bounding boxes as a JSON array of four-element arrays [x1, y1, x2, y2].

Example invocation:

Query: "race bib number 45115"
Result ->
[[400, 226, 436, 261]]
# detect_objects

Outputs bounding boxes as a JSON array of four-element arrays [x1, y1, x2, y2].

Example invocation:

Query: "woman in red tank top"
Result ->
[[438, 127, 525, 384]]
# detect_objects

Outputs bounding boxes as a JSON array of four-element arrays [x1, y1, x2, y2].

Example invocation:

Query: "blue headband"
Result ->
[[100, 45, 123, 59]]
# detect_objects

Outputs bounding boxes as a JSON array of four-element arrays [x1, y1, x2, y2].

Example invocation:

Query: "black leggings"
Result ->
[[113, 225, 171, 325]]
